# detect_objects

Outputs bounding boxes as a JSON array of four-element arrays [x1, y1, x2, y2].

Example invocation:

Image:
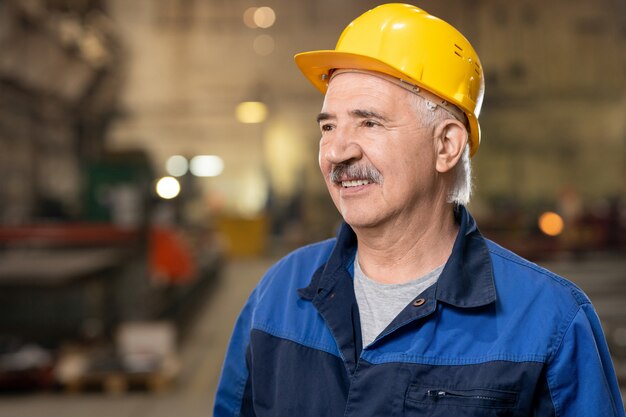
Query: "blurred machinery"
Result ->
[[0, 0, 122, 223], [477, 197, 626, 261], [0, 0, 223, 392]]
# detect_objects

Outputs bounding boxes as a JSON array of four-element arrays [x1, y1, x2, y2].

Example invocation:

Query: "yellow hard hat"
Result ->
[[294, 3, 485, 155]]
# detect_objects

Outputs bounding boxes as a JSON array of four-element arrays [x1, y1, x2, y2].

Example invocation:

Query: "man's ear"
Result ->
[[433, 119, 468, 174]]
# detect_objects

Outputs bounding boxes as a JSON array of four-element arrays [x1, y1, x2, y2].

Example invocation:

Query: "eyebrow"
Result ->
[[316, 112, 332, 124], [351, 109, 389, 122], [316, 109, 389, 124]]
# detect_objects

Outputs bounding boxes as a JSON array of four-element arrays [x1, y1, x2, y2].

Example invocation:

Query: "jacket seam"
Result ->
[[231, 370, 249, 417], [544, 304, 583, 417], [487, 245, 589, 307], [488, 242, 594, 363], [546, 312, 622, 417], [252, 324, 342, 359], [362, 353, 547, 366]]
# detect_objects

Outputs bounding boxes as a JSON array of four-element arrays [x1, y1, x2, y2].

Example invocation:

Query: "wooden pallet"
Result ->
[[63, 370, 173, 394], [56, 348, 180, 394]]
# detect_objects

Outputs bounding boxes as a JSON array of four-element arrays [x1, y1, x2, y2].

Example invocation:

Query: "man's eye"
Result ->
[[320, 124, 334, 132], [362, 120, 379, 128]]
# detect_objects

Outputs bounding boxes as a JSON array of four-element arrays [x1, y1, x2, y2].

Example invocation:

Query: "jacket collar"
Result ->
[[299, 206, 495, 308], [435, 205, 495, 307], [298, 221, 357, 301]]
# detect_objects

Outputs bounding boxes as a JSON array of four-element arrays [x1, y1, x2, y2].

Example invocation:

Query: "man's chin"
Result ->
[[340, 212, 384, 231]]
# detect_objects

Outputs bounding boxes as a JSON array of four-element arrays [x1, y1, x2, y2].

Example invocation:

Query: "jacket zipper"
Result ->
[[427, 389, 515, 404]]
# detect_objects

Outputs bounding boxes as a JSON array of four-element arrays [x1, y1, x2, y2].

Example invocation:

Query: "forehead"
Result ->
[[322, 72, 415, 111]]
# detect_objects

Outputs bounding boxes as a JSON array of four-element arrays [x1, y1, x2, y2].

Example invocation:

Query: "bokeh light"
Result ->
[[243, 7, 258, 28], [253, 7, 276, 29], [236, 101, 268, 123], [156, 176, 181, 199], [538, 211, 564, 236], [243, 6, 276, 29], [253, 34, 275, 55], [165, 155, 188, 177], [189, 155, 224, 177]]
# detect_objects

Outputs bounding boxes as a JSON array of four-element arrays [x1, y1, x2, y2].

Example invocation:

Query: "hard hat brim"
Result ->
[[294, 50, 480, 155], [295, 50, 411, 95]]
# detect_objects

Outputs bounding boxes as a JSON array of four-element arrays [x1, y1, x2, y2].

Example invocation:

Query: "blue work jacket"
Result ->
[[214, 207, 625, 416]]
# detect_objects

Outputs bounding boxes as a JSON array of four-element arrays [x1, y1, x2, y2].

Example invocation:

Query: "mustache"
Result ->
[[329, 162, 383, 184]]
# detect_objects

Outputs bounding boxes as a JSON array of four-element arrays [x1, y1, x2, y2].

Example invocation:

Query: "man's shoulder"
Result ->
[[247, 238, 340, 352], [484, 239, 591, 308]]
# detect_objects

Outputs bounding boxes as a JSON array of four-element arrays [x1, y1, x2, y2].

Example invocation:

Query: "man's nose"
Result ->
[[321, 125, 363, 165]]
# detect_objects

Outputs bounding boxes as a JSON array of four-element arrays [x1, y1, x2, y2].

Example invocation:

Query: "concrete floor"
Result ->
[[0, 257, 276, 417], [0, 253, 624, 416]]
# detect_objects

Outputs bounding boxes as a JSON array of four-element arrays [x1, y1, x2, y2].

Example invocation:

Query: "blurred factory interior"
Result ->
[[0, 0, 625, 414]]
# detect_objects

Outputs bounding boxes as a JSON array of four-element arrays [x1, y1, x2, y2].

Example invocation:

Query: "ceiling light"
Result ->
[[165, 155, 188, 177], [190, 155, 224, 177], [156, 177, 181, 199], [253, 7, 275, 28], [538, 211, 564, 236], [243, 7, 258, 28], [236, 101, 268, 123], [253, 34, 275, 55]]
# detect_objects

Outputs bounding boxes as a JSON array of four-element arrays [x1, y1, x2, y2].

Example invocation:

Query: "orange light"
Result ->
[[538, 211, 564, 236]]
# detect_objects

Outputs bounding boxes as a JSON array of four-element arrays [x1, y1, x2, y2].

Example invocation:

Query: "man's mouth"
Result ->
[[330, 162, 382, 188], [341, 179, 371, 188]]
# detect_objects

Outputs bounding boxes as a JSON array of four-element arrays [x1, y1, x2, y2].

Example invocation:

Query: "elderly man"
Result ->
[[214, 4, 624, 416]]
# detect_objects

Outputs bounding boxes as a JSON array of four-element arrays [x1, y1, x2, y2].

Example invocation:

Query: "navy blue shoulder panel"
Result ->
[[246, 330, 349, 417], [245, 328, 554, 417]]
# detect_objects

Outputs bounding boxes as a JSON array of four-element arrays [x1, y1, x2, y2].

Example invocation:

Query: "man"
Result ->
[[214, 4, 625, 416]]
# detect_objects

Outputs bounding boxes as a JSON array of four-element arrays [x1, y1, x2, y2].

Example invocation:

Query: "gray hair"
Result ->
[[448, 145, 472, 206], [409, 95, 473, 206]]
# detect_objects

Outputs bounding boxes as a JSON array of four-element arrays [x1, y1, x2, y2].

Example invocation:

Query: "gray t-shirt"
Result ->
[[354, 254, 444, 347]]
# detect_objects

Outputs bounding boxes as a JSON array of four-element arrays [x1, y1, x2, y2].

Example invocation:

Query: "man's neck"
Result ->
[[353, 205, 458, 285]]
